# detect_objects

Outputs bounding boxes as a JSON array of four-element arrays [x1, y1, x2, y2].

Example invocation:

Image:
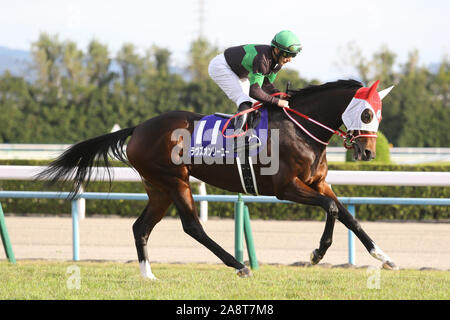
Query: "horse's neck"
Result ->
[[293, 95, 346, 128], [286, 95, 347, 143]]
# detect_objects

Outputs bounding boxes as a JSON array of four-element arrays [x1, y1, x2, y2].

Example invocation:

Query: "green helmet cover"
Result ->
[[271, 30, 302, 54]]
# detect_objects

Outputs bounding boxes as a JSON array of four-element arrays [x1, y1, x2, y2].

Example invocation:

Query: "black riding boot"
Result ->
[[233, 102, 253, 134], [233, 102, 259, 152]]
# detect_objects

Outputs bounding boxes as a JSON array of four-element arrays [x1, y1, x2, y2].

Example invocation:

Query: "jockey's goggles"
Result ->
[[281, 51, 298, 58]]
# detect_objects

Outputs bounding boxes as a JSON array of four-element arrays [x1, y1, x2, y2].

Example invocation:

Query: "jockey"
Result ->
[[208, 30, 302, 144]]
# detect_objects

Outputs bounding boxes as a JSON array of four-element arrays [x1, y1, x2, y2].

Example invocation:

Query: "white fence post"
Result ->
[[77, 185, 86, 220], [198, 182, 208, 222]]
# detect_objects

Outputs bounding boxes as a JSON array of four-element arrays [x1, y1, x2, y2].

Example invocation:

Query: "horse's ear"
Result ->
[[368, 80, 380, 98], [378, 85, 394, 100]]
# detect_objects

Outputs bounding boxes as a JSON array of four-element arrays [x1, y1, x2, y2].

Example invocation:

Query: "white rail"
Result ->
[[2, 144, 450, 164], [2, 166, 449, 186], [0, 166, 207, 221], [0, 166, 449, 221], [326, 170, 450, 186]]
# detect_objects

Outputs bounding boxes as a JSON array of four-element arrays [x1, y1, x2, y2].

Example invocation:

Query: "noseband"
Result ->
[[343, 130, 378, 149]]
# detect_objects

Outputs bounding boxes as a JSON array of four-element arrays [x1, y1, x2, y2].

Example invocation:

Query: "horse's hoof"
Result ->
[[382, 261, 399, 270], [310, 249, 322, 265], [236, 267, 252, 278], [139, 261, 158, 280], [142, 274, 158, 280]]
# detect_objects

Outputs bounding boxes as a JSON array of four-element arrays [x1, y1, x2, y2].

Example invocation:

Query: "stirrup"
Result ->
[[234, 134, 261, 153]]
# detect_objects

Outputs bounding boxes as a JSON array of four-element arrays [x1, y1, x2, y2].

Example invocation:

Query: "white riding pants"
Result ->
[[208, 53, 255, 108]]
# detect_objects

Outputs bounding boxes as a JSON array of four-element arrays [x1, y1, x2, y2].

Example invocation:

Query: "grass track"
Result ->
[[0, 260, 448, 300]]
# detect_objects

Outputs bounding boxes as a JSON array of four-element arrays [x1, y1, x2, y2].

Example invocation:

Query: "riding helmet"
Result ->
[[271, 30, 302, 54]]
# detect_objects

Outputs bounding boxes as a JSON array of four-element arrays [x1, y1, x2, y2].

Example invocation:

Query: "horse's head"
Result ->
[[342, 80, 394, 161]]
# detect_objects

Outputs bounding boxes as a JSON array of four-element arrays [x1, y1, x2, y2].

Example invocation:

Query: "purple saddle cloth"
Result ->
[[190, 108, 268, 158]]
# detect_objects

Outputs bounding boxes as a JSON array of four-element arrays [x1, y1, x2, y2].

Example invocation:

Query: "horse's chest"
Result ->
[[295, 150, 327, 186]]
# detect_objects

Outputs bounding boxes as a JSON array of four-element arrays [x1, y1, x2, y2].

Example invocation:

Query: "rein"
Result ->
[[221, 92, 377, 148]]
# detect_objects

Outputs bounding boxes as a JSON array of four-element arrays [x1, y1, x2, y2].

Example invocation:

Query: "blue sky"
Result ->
[[0, 0, 449, 81]]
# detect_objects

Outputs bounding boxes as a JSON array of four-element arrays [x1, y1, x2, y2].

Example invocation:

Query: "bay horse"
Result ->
[[37, 79, 397, 279]]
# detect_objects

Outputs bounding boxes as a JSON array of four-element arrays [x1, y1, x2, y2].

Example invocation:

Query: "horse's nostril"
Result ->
[[364, 149, 372, 160]]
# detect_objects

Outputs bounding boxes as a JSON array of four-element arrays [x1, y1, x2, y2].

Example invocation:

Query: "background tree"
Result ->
[[115, 43, 143, 94], [86, 39, 115, 88], [188, 37, 220, 82], [30, 33, 63, 93], [336, 41, 371, 84], [151, 45, 171, 76], [372, 45, 397, 85], [341, 43, 449, 147], [274, 68, 318, 92], [395, 52, 449, 147], [0, 33, 448, 146]]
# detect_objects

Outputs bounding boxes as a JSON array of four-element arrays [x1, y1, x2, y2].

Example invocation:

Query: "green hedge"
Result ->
[[0, 160, 448, 221]]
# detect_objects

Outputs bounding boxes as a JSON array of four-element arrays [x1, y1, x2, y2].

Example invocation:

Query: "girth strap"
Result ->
[[236, 156, 259, 196]]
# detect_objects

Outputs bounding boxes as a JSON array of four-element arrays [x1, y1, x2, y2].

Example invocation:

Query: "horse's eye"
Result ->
[[361, 109, 374, 124]]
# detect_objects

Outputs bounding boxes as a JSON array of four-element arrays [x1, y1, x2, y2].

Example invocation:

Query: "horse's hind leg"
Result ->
[[132, 185, 172, 280], [170, 180, 251, 277]]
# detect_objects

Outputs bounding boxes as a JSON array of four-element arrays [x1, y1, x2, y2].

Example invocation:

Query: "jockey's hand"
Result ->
[[278, 99, 290, 108]]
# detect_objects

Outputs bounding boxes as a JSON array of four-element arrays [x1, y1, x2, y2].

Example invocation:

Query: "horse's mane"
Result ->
[[288, 79, 363, 98]]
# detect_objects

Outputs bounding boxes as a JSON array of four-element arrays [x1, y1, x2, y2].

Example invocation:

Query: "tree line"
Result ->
[[0, 32, 448, 147]]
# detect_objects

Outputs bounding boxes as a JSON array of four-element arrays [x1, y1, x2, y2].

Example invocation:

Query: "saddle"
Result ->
[[214, 112, 233, 118], [190, 107, 268, 195], [214, 109, 262, 130]]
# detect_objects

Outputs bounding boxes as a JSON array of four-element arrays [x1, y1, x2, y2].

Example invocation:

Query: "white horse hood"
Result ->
[[342, 80, 394, 132]]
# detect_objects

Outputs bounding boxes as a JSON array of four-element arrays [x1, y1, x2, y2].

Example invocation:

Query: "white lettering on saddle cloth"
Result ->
[[191, 120, 231, 157], [191, 112, 268, 158]]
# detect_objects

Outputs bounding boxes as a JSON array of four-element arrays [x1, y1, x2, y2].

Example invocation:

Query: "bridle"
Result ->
[[221, 92, 377, 149], [343, 130, 378, 149], [265, 93, 377, 149]]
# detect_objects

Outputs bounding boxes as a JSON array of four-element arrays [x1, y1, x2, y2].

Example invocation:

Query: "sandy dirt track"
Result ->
[[1, 216, 449, 270]]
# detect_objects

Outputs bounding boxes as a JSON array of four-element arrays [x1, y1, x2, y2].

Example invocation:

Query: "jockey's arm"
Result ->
[[261, 77, 280, 95], [249, 72, 281, 106], [249, 73, 288, 107]]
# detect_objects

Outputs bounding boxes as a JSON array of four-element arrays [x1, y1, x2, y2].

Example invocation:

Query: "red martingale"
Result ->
[[222, 92, 288, 138], [222, 92, 354, 147]]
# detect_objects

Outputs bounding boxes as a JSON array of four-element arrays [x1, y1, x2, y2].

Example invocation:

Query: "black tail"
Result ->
[[36, 127, 136, 197]]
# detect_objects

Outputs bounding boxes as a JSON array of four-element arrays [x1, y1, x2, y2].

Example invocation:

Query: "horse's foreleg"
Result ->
[[132, 186, 172, 280], [310, 182, 338, 264], [171, 181, 251, 277], [310, 212, 336, 264], [335, 203, 398, 270], [308, 181, 397, 269], [311, 181, 397, 266], [278, 177, 339, 264], [278, 177, 339, 217]]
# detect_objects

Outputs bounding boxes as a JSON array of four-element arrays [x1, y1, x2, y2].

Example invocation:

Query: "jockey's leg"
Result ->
[[233, 101, 253, 134], [233, 102, 262, 152], [208, 53, 252, 110], [208, 54, 258, 152]]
